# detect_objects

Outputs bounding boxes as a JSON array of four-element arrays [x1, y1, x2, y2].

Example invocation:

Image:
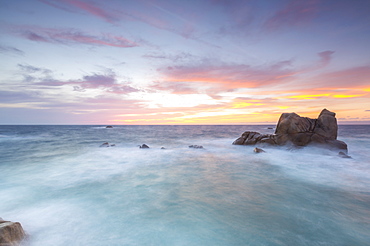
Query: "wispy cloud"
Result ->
[[63, 0, 117, 22], [211, 0, 257, 36], [158, 60, 296, 90], [15, 64, 140, 94], [150, 81, 200, 94], [40, 0, 118, 23], [17, 64, 54, 83], [142, 52, 194, 63], [40, 0, 211, 44], [263, 0, 319, 31], [18, 64, 52, 74], [311, 65, 370, 88], [0, 44, 24, 56], [317, 50, 335, 67], [12, 25, 138, 48], [0, 90, 41, 104], [39, 73, 140, 94], [154, 50, 337, 95]]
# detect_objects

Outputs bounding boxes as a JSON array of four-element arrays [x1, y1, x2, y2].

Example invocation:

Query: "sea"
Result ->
[[0, 125, 369, 246]]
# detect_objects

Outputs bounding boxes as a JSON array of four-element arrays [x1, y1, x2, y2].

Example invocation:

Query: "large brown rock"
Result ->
[[0, 219, 26, 246], [275, 113, 316, 135], [313, 109, 337, 140], [233, 109, 348, 152]]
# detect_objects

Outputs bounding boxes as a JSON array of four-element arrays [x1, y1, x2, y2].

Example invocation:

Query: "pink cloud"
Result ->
[[152, 51, 341, 98], [312, 65, 370, 88], [64, 0, 116, 22], [40, 0, 118, 22], [41, 0, 201, 41], [14, 26, 138, 48], [159, 61, 296, 90]]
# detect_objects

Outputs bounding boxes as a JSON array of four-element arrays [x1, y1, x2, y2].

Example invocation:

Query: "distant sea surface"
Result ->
[[1, 125, 370, 246]]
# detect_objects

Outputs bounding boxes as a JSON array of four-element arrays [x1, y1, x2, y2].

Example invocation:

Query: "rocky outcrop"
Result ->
[[233, 109, 348, 152], [0, 218, 26, 246]]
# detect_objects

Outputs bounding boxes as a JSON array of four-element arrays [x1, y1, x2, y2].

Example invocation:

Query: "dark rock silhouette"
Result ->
[[233, 109, 348, 152], [189, 145, 203, 149], [106, 126, 113, 128], [0, 218, 26, 245], [139, 144, 150, 149]]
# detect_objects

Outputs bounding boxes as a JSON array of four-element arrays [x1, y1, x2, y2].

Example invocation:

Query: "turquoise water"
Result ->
[[1, 125, 370, 245]]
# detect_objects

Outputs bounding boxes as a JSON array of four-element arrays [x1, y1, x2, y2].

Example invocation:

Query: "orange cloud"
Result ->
[[332, 94, 365, 98], [288, 94, 330, 100]]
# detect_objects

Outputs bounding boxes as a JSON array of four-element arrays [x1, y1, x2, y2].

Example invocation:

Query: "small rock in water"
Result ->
[[254, 147, 265, 153], [100, 142, 110, 147], [189, 145, 203, 149], [338, 151, 351, 158], [105, 126, 113, 128], [139, 144, 150, 149], [160, 147, 166, 149]]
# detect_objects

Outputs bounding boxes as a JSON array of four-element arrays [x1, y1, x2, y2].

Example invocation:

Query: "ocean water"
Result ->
[[0, 125, 370, 246]]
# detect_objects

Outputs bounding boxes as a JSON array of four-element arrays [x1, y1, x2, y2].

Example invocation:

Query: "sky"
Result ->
[[0, 0, 370, 125]]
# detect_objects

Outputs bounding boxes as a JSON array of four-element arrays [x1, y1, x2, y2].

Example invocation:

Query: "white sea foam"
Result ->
[[1, 125, 369, 246]]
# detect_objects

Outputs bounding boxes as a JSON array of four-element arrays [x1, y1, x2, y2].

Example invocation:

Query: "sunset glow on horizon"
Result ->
[[1, 0, 369, 125]]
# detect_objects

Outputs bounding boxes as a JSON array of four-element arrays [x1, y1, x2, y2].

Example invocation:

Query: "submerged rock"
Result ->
[[338, 151, 351, 158], [233, 109, 348, 152], [105, 126, 113, 128], [139, 144, 150, 149], [189, 145, 203, 149], [100, 142, 115, 147], [0, 219, 26, 245], [254, 147, 265, 153], [100, 142, 110, 147]]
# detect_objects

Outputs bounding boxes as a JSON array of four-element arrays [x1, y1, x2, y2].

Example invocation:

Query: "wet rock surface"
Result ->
[[0, 218, 26, 246]]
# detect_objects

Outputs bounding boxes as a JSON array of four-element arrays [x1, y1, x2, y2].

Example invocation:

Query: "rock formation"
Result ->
[[0, 218, 26, 246], [233, 109, 348, 152]]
